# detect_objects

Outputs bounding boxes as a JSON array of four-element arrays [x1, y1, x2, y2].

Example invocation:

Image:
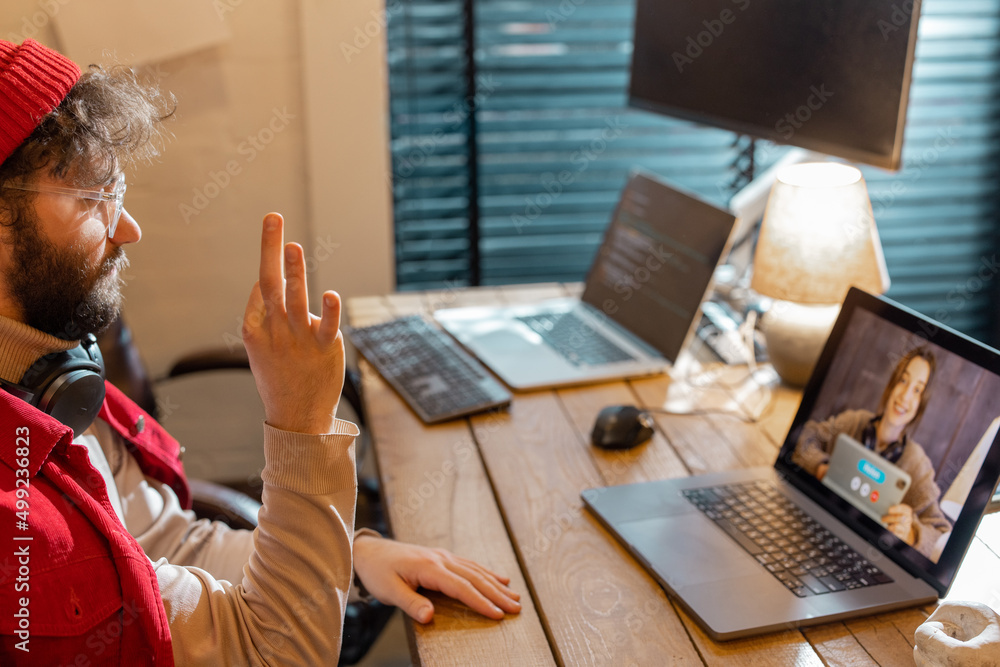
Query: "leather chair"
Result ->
[[96, 317, 393, 665]]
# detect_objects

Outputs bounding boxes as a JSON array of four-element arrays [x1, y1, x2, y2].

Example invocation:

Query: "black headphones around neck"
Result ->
[[0, 334, 106, 437]]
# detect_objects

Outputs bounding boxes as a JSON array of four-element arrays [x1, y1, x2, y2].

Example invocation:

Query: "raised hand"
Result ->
[[242, 213, 345, 434]]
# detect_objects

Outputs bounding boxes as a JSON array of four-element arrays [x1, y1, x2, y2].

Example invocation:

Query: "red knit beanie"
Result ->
[[0, 39, 81, 166]]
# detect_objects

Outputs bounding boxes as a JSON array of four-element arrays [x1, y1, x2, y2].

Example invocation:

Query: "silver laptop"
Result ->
[[823, 433, 911, 525], [433, 172, 737, 390], [583, 288, 1000, 640]]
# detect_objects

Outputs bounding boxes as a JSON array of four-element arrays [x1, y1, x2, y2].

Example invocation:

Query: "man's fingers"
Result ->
[[451, 555, 515, 590], [391, 582, 435, 624], [444, 562, 521, 613], [284, 243, 309, 330], [243, 282, 265, 337], [432, 570, 507, 620], [318, 291, 342, 344], [258, 213, 285, 311]]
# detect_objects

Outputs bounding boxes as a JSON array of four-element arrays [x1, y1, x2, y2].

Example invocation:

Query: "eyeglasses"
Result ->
[[3, 173, 127, 238]]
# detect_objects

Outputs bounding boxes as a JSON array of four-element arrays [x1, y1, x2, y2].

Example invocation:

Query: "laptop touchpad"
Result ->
[[617, 514, 762, 589]]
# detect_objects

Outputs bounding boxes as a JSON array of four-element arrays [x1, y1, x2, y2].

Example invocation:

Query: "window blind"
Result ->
[[387, 0, 1000, 344]]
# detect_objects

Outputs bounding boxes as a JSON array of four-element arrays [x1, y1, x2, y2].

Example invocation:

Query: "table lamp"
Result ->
[[751, 162, 890, 386]]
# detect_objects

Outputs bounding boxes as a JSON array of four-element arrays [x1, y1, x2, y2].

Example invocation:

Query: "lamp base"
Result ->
[[759, 301, 841, 387]]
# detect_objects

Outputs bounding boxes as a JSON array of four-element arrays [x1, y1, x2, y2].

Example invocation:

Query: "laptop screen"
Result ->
[[777, 288, 1000, 595], [580, 172, 736, 363]]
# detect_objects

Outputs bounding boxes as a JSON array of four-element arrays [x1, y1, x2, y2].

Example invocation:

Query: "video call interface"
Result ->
[[781, 307, 1000, 565]]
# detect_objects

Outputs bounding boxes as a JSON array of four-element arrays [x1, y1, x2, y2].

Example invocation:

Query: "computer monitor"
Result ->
[[629, 0, 921, 171]]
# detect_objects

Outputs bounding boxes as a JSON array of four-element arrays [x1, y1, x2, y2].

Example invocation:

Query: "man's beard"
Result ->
[[5, 215, 129, 339]]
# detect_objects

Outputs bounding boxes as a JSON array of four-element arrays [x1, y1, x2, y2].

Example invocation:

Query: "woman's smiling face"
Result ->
[[883, 356, 931, 431]]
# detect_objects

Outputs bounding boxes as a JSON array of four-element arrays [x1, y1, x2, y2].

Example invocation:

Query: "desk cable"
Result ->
[[650, 311, 780, 423]]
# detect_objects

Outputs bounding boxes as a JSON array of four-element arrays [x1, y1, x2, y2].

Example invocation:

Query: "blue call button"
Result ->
[[858, 459, 885, 484]]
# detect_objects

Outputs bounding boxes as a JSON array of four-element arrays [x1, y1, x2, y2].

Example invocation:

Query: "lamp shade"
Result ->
[[751, 162, 890, 305]]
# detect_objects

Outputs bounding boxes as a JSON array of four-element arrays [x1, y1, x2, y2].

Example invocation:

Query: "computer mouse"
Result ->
[[591, 405, 655, 450]]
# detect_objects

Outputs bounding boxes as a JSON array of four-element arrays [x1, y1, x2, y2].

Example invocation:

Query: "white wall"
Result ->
[[300, 0, 396, 309], [0, 0, 394, 376]]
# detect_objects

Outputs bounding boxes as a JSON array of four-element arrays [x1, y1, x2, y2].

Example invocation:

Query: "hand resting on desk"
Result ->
[[353, 533, 522, 623]]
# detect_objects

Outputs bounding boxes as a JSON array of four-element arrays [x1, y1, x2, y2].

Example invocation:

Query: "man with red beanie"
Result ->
[[0, 39, 519, 665]]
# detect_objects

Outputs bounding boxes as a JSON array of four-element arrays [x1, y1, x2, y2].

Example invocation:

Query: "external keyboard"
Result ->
[[683, 481, 893, 597], [347, 315, 512, 424], [516, 310, 636, 366]]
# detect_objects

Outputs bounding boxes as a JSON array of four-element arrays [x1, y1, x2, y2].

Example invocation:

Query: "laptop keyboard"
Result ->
[[516, 311, 637, 366], [347, 315, 512, 424], [682, 481, 893, 598]]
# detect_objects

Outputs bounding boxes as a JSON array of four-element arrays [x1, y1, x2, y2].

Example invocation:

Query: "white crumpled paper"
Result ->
[[914, 601, 1000, 666]]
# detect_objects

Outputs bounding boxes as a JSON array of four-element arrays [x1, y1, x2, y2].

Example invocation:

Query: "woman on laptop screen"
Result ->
[[792, 347, 952, 559]]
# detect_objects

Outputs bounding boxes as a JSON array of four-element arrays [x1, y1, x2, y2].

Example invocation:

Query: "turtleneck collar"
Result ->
[[0, 314, 79, 383]]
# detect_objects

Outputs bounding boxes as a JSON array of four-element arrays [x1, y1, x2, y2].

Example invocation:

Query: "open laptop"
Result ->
[[822, 433, 911, 525], [433, 171, 737, 390], [583, 287, 1000, 640]]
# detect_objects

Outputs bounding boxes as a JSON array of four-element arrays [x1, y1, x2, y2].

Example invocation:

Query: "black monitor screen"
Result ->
[[629, 0, 920, 170]]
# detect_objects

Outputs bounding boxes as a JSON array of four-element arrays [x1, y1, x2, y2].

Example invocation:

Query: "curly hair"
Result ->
[[0, 63, 174, 229]]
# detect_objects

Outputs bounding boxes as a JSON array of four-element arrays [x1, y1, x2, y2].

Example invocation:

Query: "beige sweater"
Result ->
[[0, 315, 360, 664], [793, 408, 953, 560]]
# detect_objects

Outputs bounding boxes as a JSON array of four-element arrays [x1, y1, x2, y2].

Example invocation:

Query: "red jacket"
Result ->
[[0, 382, 189, 665]]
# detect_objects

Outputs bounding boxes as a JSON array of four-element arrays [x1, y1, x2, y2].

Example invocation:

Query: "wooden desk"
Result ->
[[347, 284, 1000, 666]]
